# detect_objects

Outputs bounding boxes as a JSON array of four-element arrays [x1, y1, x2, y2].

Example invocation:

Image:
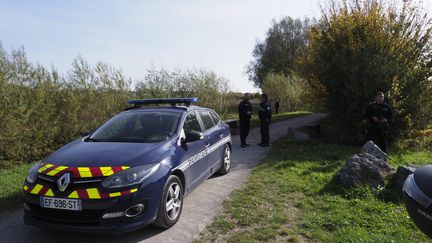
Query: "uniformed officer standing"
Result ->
[[238, 93, 252, 148], [275, 100, 280, 114], [365, 92, 393, 153], [258, 93, 272, 147]]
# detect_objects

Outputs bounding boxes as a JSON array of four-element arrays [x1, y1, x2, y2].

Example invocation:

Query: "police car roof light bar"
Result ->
[[127, 97, 199, 107]]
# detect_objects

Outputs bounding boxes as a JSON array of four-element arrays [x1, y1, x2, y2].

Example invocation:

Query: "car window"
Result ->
[[183, 112, 203, 132], [210, 111, 221, 124], [90, 111, 181, 143], [198, 111, 215, 131]]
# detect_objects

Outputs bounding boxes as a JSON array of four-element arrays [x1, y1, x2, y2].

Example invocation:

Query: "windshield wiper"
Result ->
[[85, 137, 98, 142]]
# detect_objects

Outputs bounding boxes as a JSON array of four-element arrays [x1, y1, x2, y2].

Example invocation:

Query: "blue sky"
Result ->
[[1, 1, 333, 92]]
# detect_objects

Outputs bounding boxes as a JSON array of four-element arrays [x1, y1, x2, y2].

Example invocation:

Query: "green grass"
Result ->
[[0, 163, 32, 212], [197, 137, 431, 242]]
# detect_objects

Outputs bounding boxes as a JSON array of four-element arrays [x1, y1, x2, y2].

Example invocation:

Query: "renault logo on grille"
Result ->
[[57, 173, 71, 192]]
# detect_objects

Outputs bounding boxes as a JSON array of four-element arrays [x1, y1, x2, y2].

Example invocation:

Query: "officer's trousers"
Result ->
[[239, 119, 250, 145], [260, 119, 270, 144], [368, 128, 388, 154]]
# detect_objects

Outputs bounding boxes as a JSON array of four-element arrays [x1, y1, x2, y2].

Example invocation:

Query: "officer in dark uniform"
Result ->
[[258, 93, 272, 147], [238, 93, 252, 148], [275, 99, 280, 114], [365, 92, 393, 153]]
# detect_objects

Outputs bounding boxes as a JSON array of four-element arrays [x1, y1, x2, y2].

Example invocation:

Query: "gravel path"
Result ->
[[0, 113, 327, 243]]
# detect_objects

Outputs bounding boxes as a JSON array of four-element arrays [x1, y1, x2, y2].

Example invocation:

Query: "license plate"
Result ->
[[40, 196, 82, 211]]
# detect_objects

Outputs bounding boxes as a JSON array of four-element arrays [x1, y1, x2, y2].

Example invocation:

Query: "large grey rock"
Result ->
[[336, 153, 394, 187], [393, 165, 418, 190], [361, 140, 387, 161]]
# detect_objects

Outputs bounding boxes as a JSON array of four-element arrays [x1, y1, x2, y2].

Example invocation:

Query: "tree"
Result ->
[[246, 17, 313, 87], [135, 67, 235, 114], [261, 72, 310, 111], [304, 0, 432, 143]]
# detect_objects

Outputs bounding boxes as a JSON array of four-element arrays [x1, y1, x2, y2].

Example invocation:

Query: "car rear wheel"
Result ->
[[217, 144, 231, 175], [153, 175, 184, 228]]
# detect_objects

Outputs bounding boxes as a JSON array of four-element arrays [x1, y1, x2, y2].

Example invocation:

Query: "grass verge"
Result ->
[[197, 137, 431, 242], [0, 163, 31, 212]]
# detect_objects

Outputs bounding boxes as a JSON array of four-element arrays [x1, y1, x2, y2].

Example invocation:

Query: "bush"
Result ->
[[303, 0, 432, 144], [0, 45, 236, 165], [135, 67, 236, 115], [261, 72, 312, 111], [0, 47, 132, 163]]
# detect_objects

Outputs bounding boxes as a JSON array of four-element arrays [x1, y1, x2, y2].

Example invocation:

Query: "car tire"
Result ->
[[217, 144, 231, 175], [153, 175, 184, 228]]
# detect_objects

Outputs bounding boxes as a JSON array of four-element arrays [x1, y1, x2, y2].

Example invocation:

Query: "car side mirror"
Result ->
[[183, 130, 203, 143], [80, 130, 92, 137]]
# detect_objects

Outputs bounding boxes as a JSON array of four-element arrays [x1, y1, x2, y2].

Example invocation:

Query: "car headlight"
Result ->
[[102, 163, 160, 189], [26, 162, 41, 184]]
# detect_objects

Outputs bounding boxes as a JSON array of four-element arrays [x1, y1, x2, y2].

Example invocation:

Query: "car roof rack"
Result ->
[[126, 97, 199, 110]]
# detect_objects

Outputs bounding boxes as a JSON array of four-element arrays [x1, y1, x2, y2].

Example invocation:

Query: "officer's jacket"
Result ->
[[258, 101, 272, 120], [365, 102, 393, 129], [238, 100, 252, 120]]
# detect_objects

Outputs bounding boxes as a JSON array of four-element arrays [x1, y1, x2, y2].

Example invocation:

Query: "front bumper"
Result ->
[[23, 191, 159, 235], [24, 210, 155, 235], [22, 172, 169, 235]]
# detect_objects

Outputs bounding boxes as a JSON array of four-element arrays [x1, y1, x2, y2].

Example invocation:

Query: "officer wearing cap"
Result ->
[[238, 93, 252, 148], [258, 93, 272, 147], [365, 91, 393, 153]]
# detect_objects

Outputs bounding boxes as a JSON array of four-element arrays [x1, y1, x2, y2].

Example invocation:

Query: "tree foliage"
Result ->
[[261, 72, 312, 111], [135, 67, 235, 115], [303, 0, 432, 143], [246, 17, 313, 87], [0, 46, 133, 163], [0, 45, 233, 164]]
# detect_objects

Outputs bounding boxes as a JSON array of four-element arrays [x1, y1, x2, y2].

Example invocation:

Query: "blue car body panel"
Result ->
[[43, 140, 172, 167]]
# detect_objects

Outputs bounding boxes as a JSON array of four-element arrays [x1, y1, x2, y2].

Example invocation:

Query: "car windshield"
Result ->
[[89, 111, 182, 143]]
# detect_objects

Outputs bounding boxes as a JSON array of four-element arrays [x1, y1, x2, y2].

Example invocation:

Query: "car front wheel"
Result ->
[[153, 175, 184, 228], [217, 144, 231, 175]]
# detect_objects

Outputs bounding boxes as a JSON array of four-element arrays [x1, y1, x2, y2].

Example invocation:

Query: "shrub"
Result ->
[[303, 0, 432, 144]]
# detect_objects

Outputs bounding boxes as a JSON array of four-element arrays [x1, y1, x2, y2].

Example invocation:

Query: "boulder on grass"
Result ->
[[361, 140, 387, 161], [336, 153, 394, 188]]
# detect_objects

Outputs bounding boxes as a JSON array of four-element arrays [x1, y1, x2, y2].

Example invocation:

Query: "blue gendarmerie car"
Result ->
[[23, 98, 232, 234]]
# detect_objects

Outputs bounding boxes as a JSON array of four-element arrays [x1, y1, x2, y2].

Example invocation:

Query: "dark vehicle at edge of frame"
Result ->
[[22, 98, 232, 234]]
